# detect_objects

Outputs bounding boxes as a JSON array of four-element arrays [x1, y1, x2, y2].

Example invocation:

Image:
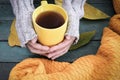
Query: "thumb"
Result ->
[[31, 37, 37, 43]]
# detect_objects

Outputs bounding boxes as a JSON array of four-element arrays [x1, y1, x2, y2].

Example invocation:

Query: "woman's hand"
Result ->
[[26, 37, 50, 56], [26, 36, 75, 60], [46, 35, 76, 60]]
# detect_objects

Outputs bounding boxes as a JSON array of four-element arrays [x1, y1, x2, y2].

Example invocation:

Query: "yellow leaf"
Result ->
[[55, 0, 110, 20], [84, 3, 110, 20], [8, 19, 21, 46], [70, 30, 96, 50]]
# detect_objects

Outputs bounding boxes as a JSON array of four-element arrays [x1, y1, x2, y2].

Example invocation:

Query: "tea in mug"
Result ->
[[36, 11, 65, 29]]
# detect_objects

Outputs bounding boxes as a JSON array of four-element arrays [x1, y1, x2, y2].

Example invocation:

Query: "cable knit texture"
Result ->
[[8, 27, 120, 80], [10, 0, 37, 47], [62, 0, 86, 43]]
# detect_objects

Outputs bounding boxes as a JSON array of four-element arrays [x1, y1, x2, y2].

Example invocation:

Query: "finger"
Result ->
[[47, 44, 69, 57], [27, 44, 48, 55], [49, 36, 75, 52], [49, 40, 69, 52], [48, 36, 75, 58], [31, 37, 37, 43], [49, 47, 69, 60], [28, 42, 49, 51], [51, 52, 65, 60]]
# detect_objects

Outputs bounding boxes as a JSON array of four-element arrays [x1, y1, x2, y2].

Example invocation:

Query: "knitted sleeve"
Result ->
[[62, 0, 86, 44], [10, 0, 37, 47]]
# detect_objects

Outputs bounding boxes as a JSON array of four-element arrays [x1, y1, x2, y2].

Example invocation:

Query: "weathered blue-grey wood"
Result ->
[[0, 20, 12, 40], [0, 62, 17, 80], [80, 20, 109, 40], [0, 0, 10, 4], [0, 41, 100, 62], [0, 5, 14, 20], [89, 4, 115, 17], [87, 0, 113, 3]]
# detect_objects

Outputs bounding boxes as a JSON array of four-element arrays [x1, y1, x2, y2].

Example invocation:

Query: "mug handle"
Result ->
[[41, 0, 48, 5]]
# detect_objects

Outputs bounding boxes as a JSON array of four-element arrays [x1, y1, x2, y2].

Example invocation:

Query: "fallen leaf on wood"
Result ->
[[70, 30, 96, 50], [84, 3, 110, 20]]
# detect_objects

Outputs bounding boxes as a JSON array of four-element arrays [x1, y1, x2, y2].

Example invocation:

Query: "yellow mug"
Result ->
[[32, 1, 68, 46]]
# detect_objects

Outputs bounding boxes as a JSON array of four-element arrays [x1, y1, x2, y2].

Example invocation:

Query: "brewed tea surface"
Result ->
[[36, 11, 65, 29]]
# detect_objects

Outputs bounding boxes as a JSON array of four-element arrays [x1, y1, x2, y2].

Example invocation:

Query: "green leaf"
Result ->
[[69, 30, 96, 50]]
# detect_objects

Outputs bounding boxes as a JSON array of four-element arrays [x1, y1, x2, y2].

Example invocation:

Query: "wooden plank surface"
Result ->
[[0, 20, 12, 40], [0, 41, 100, 62], [87, 0, 113, 3], [0, 62, 17, 80]]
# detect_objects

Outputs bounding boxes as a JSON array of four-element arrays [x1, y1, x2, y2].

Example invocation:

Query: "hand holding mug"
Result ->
[[32, 1, 68, 46]]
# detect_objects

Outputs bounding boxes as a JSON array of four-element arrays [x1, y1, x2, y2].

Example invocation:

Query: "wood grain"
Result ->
[[0, 41, 100, 62]]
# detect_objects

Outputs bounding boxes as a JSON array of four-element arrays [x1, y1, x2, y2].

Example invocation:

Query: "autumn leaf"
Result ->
[[84, 3, 110, 20], [69, 30, 96, 50], [8, 20, 21, 46]]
